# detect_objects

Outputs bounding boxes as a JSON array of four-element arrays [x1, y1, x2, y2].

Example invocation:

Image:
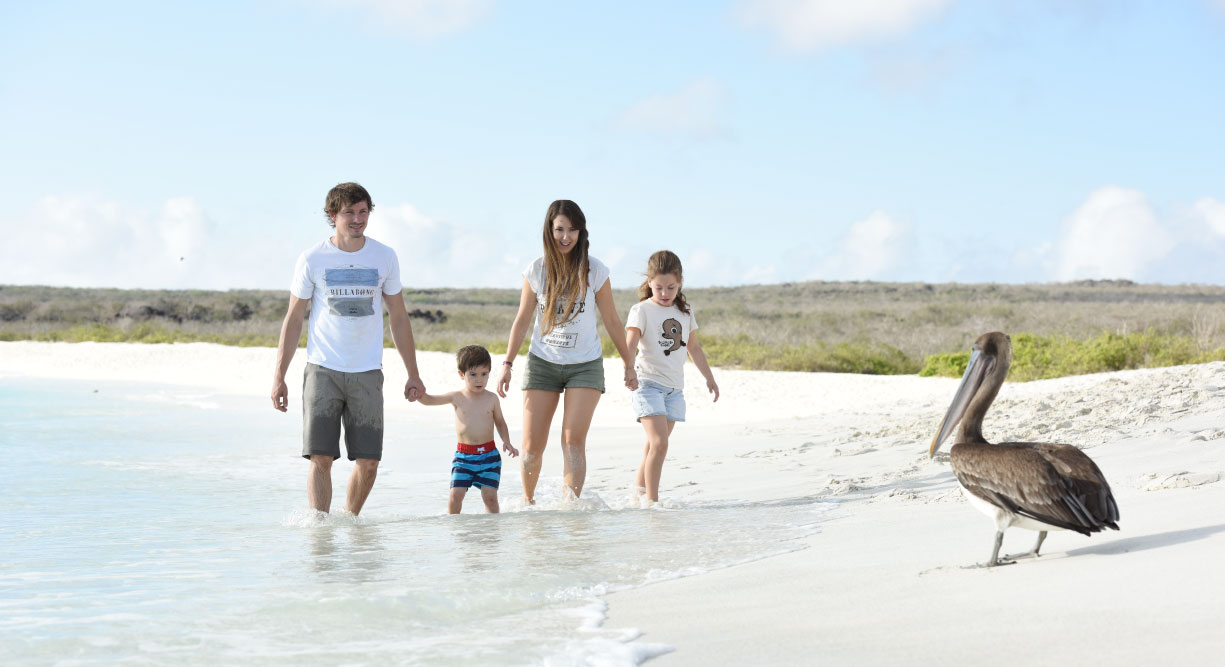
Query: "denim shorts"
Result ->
[[631, 380, 686, 422], [522, 353, 606, 393]]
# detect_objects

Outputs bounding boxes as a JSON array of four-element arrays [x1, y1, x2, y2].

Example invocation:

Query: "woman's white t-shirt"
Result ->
[[626, 299, 698, 389], [523, 256, 610, 364]]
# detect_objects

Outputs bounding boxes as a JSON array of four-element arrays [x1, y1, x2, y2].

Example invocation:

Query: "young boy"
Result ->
[[419, 345, 519, 513]]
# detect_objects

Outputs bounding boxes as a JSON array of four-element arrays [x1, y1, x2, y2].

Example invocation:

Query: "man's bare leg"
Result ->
[[308, 455, 333, 512], [345, 458, 379, 515]]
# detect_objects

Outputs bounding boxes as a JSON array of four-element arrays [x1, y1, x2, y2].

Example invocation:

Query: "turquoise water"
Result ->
[[0, 378, 831, 665]]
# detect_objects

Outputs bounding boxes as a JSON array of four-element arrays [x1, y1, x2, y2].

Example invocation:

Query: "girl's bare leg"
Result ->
[[559, 388, 601, 497], [521, 389, 561, 503], [639, 417, 676, 502]]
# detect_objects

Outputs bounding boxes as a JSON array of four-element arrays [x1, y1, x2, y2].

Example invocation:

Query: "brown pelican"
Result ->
[[929, 332, 1120, 567]]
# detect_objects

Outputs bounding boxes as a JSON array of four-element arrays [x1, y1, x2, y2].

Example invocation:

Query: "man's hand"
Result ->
[[271, 378, 289, 412], [404, 376, 425, 402]]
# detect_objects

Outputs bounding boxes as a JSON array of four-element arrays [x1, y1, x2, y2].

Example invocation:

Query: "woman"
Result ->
[[497, 200, 638, 504]]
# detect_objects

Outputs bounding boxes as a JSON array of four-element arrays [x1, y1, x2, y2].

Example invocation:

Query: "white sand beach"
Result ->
[[5, 341, 1224, 664]]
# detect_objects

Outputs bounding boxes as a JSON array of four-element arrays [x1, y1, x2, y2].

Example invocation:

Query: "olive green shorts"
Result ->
[[522, 353, 605, 393], [301, 363, 384, 461]]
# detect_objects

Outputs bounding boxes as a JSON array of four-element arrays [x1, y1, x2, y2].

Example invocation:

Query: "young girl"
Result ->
[[625, 250, 720, 504]]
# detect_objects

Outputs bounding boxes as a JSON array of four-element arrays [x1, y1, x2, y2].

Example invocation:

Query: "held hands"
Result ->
[[404, 376, 425, 402], [503, 440, 520, 458], [707, 378, 720, 403], [624, 365, 639, 391]]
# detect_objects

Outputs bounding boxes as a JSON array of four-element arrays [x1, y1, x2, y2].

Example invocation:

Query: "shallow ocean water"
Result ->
[[0, 377, 831, 665]]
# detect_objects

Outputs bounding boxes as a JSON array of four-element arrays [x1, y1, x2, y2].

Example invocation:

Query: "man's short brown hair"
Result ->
[[456, 345, 492, 373], [323, 182, 374, 228]]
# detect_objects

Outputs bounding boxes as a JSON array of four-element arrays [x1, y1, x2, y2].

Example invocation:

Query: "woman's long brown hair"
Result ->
[[540, 200, 590, 335], [638, 250, 690, 314]]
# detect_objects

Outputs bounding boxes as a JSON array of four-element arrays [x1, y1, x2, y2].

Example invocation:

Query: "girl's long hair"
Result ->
[[540, 200, 590, 335], [638, 250, 690, 314]]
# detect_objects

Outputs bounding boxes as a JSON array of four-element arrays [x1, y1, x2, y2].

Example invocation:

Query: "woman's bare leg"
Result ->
[[521, 389, 561, 503], [559, 388, 601, 497]]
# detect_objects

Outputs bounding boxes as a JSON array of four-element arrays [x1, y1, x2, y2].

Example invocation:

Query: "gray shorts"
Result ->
[[522, 353, 605, 393], [301, 363, 384, 461]]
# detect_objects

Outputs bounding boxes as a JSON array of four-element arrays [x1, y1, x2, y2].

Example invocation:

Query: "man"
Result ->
[[271, 182, 425, 516]]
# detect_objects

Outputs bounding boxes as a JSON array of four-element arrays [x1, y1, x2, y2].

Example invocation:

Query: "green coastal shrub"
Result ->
[[919, 331, 1225, 381]]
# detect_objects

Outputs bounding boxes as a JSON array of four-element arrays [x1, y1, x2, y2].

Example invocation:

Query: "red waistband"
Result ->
[[457, 441, 496, 454]]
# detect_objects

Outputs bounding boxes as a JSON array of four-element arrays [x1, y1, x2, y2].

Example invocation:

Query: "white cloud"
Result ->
[[737, 0, 954, 53], [616, 77, 729, 138], [1193, 197, 1225, 237], [1053, 186, 1174, 281], [812, 210, 909, 280], [2, 195, 522, 290], [1, 195, 232, 289], [374, 203, 520, 288], [312, 0, 493, 38]]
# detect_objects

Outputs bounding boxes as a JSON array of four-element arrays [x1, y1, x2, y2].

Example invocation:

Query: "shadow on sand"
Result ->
[[1065, 522, 1225, 557]]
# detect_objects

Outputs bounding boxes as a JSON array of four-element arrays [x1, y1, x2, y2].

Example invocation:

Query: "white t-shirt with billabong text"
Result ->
[[290, 237, 403, 373], [523, 256, 610, 365], [626, 299, 698, 389]]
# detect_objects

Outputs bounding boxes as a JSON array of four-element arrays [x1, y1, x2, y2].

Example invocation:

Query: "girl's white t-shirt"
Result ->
[[290, 237, 403, 373], [523, 256, 610, 364], [626, 299, 698, 389]]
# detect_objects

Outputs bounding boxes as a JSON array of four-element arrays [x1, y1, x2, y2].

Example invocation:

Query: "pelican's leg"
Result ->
[[986, 531, 1004, 567], [1002, 531, 1048, 562]]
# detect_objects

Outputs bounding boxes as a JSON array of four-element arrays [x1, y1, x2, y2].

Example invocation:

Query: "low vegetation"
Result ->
[[3, 280, 1224, 381]]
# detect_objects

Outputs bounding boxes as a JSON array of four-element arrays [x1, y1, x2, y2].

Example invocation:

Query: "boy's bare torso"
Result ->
[[452, 389, 498, 445]]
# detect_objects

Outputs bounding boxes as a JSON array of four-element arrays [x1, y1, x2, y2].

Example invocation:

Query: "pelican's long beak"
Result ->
[[929, 348, 993, 457]]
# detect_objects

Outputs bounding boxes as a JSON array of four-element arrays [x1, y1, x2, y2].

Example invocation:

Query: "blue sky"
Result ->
[[3, 0, 1224, 290]]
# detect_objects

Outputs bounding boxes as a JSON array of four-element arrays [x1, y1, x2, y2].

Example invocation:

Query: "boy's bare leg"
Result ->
[[641, 417, 676, 502], [521, 389, 561, 504], [308, 455, 334, 512], [480, 486, 499, 513], [448, 487, 467, 514], [560, 388, 601, 498], [345, 458, 379, 515]]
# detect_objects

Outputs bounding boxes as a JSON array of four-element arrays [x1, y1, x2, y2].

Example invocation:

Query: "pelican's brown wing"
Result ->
[[950, 442, 1118, 536], [1032, 442, 1120, 528]]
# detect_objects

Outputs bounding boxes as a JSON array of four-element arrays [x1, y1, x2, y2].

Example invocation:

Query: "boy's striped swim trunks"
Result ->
[[450, 441, 502, 489]]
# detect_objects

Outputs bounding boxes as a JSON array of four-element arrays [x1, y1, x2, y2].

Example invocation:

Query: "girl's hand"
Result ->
[[707, 378, 720, 402], [625, 365, 639, 391], [497, 364, 512, 398]]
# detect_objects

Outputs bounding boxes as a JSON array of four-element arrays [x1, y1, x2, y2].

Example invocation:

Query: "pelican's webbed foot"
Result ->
[[1001, 531, 1048, 563]]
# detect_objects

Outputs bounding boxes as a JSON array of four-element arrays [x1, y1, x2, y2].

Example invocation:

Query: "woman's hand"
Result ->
[[497, 364, 513, 398], [624, 365, 639, 391], [707, 378, 720, 402]]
